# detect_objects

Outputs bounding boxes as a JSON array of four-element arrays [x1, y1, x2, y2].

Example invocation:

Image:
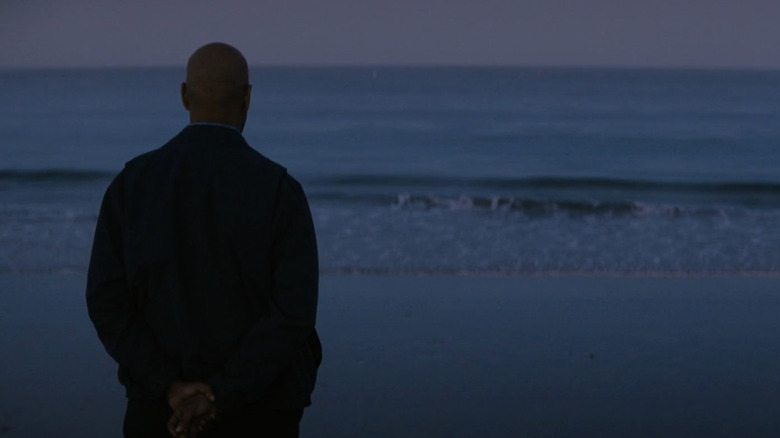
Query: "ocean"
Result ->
[[1, 67, 779, 275]]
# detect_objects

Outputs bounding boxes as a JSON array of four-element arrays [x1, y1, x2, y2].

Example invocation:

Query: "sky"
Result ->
[[1, 0, 780, 69]]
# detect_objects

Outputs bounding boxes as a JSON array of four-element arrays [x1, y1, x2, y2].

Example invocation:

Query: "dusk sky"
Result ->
[[2, 0, 780, 69]]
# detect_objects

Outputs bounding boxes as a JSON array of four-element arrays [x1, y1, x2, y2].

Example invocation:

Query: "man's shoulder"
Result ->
[[122, 126, 288, 182], [122, 128, 185, 171], [124, 147, 163, 169], [277, 171, 312, 209]]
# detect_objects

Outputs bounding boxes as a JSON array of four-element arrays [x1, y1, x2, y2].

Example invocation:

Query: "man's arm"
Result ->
[[204, 175, 319, 412], [86, 173, 181, 398]]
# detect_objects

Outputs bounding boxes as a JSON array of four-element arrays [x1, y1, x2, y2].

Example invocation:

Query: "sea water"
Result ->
[[1, 67, 779, 274]]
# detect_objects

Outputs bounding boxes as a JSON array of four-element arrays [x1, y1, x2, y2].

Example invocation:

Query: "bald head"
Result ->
[[181, 42, 252, 131]]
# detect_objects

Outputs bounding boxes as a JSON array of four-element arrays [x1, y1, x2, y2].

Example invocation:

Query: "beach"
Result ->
[[2, 273, 779, 437], [3, 64, 780, 438]]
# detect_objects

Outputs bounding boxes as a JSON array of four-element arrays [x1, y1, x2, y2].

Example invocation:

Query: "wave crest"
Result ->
[[312, 174, 780, 195], [0, 169, 113, 182]]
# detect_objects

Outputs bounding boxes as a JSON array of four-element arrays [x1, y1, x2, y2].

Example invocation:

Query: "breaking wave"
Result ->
[[0, 169, 113, 183]]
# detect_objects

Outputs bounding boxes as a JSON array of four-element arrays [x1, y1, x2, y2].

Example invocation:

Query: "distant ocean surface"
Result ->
[[1, 67, 779, 275]]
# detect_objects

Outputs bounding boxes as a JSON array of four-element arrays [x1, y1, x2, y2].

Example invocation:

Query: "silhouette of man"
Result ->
[[87, 42, 321, 438]]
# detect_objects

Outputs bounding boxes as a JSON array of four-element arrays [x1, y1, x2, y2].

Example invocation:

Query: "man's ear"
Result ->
[[181, 82, 190, 110], [243, 84, 252, 112]]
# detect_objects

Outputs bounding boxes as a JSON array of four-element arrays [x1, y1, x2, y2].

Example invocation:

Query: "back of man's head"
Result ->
[[181, 42, 251, 130]]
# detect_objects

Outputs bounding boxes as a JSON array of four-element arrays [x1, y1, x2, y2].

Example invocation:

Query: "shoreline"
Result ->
[[321, 268, 780, 278], [4, 268, 780, 278]]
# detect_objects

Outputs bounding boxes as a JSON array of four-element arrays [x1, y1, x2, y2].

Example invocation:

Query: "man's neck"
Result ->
[[189, 112, 245, 132], [189, 121, 242, 133]]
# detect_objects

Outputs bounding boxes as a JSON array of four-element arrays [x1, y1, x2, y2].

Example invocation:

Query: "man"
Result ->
[[86, 42, 321, 438]]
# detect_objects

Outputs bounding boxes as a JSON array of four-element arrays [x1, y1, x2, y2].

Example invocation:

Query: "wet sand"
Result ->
[[1, 274, 779, 437]]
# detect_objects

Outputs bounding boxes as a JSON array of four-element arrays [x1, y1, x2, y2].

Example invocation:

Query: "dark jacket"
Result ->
[[86, 124, 321, 412]]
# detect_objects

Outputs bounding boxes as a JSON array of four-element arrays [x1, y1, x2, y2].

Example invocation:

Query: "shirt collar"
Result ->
[[189, 122, 242, 134]]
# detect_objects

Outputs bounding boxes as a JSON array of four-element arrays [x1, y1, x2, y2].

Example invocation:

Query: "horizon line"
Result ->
[[2, 63, 780, 73]]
